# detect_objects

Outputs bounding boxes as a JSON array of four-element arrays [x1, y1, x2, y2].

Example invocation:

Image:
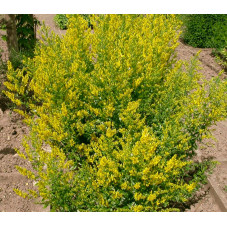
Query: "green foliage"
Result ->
[[0, 48, 7, 74], [224, 185, 227, 192], [8, 49, 32, 70], [180, 14, 227, 48], [13, 15, 39, 69], [0, 16, 7, 44], [54, 14, 93, 30], [4, 15, 227, 212], [0, 14, 39, 69], [54, 14, 68, 30], [0, 17, 7, 73], [81, 14, 93, 28], [213, 47, 227, 73], [15, 15, 38, 53]]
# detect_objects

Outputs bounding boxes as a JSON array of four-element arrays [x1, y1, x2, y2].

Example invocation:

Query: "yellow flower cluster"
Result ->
[[4, 14, 226, 212]]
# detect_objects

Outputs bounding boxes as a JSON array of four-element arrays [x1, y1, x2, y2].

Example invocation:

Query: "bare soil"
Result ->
[[0, 15, 226, 212], [176, 41, 227, 212]]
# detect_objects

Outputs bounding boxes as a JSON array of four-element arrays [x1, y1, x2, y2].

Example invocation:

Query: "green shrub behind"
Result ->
[[54, 14, 68, 30], [181, 14, 227, 48], [213, 47, 227, 72], [54, 14, 92, 30]]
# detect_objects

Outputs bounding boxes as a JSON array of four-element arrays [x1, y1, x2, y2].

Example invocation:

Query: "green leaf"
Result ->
[[1, 35, 6, 41]]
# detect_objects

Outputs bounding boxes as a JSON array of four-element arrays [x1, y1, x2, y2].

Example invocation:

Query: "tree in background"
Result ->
[[0, 14, 39, 68]]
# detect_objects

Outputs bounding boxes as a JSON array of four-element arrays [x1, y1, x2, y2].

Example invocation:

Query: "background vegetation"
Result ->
[[54, 14, 93, 30], [0, 14, 39, 69], [180, 14, 227, 49]]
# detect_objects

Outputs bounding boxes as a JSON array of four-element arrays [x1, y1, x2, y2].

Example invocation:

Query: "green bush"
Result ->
[[54, 14, 93, 30], [4, 15, 227, 212], [9, 49, 34, 70], [213, 47, 227, 72], [15, 14, 38, 53], [181, 14, 227, 48], [54, 14, 68, 30]]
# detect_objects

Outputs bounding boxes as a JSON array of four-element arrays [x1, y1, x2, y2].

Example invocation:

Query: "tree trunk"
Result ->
[[4, 14, 19, 53]]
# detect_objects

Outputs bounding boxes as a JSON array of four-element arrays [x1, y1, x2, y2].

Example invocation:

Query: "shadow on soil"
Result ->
[[0, 96, 10, 112], [0, 147, 17, 155]]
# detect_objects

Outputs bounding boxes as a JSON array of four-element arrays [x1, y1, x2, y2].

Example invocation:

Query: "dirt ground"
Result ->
[[176, 41, 227, 212], [0, 15, 226, 212]]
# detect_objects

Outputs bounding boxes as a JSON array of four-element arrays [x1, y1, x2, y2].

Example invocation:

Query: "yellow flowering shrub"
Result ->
[[4, 15, 227, 211]]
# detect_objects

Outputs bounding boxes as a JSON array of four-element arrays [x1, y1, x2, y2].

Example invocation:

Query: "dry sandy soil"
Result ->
[[0, 15, 226, 212]]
